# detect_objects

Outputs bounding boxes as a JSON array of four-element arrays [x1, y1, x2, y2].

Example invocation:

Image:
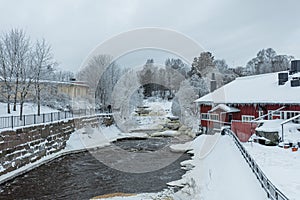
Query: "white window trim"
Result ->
[[280, 111, 300, 123], [258, 110, 264, 117], [242, 115, 255, 122], [201, 113, 220, 122], [210, 114, 219, 121]]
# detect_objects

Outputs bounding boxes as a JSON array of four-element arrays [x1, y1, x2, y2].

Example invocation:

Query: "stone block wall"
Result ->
[[0, 115, 109, 176]]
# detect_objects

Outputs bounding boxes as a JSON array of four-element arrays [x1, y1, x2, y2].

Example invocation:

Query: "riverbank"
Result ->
[[0, 99, 194, 199], [0, 125, 148, 185], [101, 134, 268, 200], [0, 127, 191, 199]]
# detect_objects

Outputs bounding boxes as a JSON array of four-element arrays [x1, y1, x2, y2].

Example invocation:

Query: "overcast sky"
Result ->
[[1, 0, 299, 72]]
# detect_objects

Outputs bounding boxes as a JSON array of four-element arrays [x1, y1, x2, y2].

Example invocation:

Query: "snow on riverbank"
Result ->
[[169, 134, 267, 200], [244, 142, 300, 200], [0, 125, 148, 184], [102, 134, 268, 200], [0, 102, 59, 117], [66, 125, 148, 151]]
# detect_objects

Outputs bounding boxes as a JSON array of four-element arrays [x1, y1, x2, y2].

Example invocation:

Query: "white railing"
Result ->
[[224, 128, 289, 200]]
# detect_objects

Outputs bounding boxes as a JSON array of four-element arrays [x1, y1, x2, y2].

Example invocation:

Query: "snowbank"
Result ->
[[150, 130, 180, 137], [169, 134, 267, 200], [170, 141, 193, 153], [244, 142, 300, 200], [0, 102, 59, 117]]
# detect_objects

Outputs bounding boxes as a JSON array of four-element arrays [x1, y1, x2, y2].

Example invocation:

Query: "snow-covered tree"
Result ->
[[214, 59, 228, 73], [172, 80, 199, 132], [0, 38, 13, 113], [165, 58, 189, 78], [111, 68, 144, 131], [95, 60, 121, 108], [214, 59, 238, 84], [33, 39, 55, 115], [189, 74, 209, 97], [77, 54, 113, 93], [2, 29, 30, 112], [18, 49, 35, 120], [189, 52, 215, 77], [245, 48, 293, 75]]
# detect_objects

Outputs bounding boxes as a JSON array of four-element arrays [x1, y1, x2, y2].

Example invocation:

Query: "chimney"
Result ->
[[290, 60, 300, 75], [210, 73, 217, 92], [278, 72, 288, 85], [291, 77, 300, 87]]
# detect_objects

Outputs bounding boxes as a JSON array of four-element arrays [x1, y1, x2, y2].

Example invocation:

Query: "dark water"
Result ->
[[0, 138, 190, 200]]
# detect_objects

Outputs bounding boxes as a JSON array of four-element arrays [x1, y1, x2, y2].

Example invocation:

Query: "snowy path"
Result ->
[[171, 134, 268, 200]]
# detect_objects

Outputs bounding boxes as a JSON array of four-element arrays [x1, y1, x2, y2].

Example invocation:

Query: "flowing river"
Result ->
[[0, 137, 191, 199]]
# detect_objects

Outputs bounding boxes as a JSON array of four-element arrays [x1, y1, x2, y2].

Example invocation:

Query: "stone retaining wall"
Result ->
[[0, 115, 110, 176]]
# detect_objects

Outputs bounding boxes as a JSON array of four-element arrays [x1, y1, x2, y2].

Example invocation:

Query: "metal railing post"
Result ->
[[11, 116, 13, 129]]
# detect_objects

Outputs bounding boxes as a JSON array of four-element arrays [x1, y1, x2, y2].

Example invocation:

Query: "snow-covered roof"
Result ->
[[0, 77, 89, 88], [195, 72, 300, 105], [209, 104, 240, 113], [39, 80, 89, 87], [256, 119, 282, 133]]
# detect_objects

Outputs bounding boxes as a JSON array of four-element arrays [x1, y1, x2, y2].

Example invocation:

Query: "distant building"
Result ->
[[195, 60, 300, 142], [42, 80, 89, 99], [0, 79, 89, 102]]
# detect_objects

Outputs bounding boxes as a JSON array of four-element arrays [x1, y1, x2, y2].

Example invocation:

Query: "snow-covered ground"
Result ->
[[244, 142, 300, 200], [0, 102, 59, 117]]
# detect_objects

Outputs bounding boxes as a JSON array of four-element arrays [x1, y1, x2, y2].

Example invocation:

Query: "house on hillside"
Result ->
[[195, 60, 300, 142]]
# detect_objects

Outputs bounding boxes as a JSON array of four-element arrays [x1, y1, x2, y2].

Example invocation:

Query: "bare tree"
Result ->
[[0, 40, 12, 113], [3, 29, 30, 112], [78, 54, 121, 109], [19, 49, 35, 120], [77, 54, 113, 93], [33, 39, 55, 115]]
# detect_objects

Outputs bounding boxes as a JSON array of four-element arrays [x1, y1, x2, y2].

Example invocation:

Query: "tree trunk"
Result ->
[[13, 78, 19, 111], [7, 95, 11, 114], [37, 84, 41, 116], [19, 101, 23, 121], [37, 91, 41, 116]]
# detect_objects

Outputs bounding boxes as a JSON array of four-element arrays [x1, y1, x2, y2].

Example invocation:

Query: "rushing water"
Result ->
[[0, 137, 191, 200]]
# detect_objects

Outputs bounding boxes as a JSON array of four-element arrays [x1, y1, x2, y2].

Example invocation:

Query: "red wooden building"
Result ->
[[195, 64, 300, 142]]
